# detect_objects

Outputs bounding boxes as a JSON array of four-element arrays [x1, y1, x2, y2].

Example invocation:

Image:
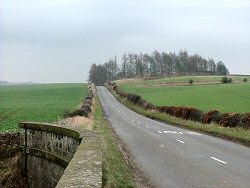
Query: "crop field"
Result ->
[[0, 83, 86, 132], [118, 78, 250, 113]]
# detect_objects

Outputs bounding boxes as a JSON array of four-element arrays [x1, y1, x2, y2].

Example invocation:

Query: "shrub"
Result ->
[[126, 94, 141, 104], [243, 78, 247, 82], [157, 106, 170, 113], [143, 102, 155, 110], [212, 112, 224, 124], [167, 107, 202, 121], [190, 109, 203, 122], [221, 77, 232, 84], [219, 113, 244, 128], [137, 98, 147, 107], [168, 106, 182, 118], [119, 92, 126, 98], [85, 96, 92, 100], [66, 109, 88, 117], [63, 110, 71, 118], [82, 104, 91, 113], [87, 91, 93, 98], [221, 76, 228, 83], [244, 113, 250, 129], [188, 79, 194, 85], [83, 99, 92, 106], [202, 110, 220, 124]]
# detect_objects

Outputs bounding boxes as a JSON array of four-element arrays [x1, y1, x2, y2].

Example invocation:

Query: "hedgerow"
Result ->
[[107, 82, 250, 129]]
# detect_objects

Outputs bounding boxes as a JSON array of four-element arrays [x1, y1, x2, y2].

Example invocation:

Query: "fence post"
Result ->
[[24, 126, 28, 174]]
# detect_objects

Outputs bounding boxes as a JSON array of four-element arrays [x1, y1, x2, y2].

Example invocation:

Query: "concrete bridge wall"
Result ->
[[19, 122, 102, 188]]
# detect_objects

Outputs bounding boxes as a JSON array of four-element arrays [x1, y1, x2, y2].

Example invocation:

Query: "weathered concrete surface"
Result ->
[[19, 122, 102, 188], [27, 155, 64, 188], [56, 134, 102, 188], [19, 122, 82, 188]]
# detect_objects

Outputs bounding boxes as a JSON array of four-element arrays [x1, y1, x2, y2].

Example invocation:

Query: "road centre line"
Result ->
[[158, 131, 163, 134], [162, 130, 201, 135], [210, 157, 227, 164], [176, 139, 185, 144], [187, 132, 202, 136], [164, 131, 177, 134], [146, 125, 150, 128]]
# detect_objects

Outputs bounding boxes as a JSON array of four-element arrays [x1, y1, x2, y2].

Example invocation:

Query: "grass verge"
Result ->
[[109, 89, 250, 147], [93, 96, 136, 188]]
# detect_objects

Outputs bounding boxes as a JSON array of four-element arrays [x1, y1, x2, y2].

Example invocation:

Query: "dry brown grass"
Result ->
[[58, 99, 96, 130]]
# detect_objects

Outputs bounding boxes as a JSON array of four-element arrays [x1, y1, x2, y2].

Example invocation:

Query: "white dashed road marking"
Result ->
[[164, 131, 177, 134], [210, 157, 227, 164], [187, 132, 202, 136], [146, 125, 150, 128], [158, 131, 163, 134], [161, 130, 202, 135], [159, 144, 164, 148], [176, 139, 185, 144]]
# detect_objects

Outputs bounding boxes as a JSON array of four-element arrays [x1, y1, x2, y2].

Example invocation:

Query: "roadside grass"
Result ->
[[0, 84, 86, 132], [119, 82, 250, 113], [110, 90, 250, 146], [93, 96, 135, 188]]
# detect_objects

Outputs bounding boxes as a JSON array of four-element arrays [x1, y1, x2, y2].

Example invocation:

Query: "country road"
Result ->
[[97, 86, 250, 188]]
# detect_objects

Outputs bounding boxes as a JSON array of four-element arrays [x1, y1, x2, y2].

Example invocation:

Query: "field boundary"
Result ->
[[109, 82, 250, 129], [106, 85, 250, 147]]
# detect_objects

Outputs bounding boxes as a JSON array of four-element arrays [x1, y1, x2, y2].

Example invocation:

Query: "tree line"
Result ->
[[88, 50, 229, 85]]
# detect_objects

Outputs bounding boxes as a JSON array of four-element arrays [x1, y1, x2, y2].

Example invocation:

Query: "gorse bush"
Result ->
[[221, 76, 228, 83], [188, 79, 194, 85], [243, 78, 247, 82], [221, 77, 232, 83]]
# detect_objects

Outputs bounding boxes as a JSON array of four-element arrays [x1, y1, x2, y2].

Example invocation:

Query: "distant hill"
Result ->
[[0, 81, 10, 85], [0, 81, 35, 85]]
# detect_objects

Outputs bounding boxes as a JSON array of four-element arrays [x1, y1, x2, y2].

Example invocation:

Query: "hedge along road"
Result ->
[[97, 86, 250, 188]]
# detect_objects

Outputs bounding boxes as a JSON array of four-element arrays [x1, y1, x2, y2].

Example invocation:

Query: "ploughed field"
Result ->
[[0, 83, 86, 132], [118, 76, 250, 113]]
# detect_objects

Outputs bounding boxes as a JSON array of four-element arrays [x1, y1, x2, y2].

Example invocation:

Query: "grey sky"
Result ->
[[1, 0, 250, 83]]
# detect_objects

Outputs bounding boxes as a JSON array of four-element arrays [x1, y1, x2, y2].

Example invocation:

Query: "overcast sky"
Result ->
[[1, 0, 250, 83]]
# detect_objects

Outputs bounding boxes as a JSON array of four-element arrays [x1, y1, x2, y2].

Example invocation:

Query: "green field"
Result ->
[[119, 79, 250, 113], [0, 83, 86, 132], [118, 75, 250, 87]]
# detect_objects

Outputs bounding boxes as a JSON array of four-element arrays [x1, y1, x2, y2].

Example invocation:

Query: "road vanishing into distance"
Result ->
[[97, 86, 250, 188]]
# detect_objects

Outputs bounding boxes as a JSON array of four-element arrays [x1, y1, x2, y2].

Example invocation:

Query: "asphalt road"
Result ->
[[97, 86, 250, 188]]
